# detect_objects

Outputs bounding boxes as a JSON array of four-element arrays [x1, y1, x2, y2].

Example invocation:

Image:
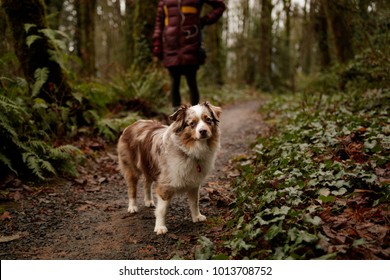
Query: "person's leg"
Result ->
[[168, 67, 181, 109], [184, 66, 200, 106]]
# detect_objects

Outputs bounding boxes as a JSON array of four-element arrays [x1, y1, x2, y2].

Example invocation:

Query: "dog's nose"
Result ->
[[199, 129, 208, 137]]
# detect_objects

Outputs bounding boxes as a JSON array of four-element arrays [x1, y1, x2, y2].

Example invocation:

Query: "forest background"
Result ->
[[0, 0, 389, 259]]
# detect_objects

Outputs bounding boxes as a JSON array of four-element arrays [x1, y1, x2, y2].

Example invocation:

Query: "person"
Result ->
[[152, 0, 226, 111]]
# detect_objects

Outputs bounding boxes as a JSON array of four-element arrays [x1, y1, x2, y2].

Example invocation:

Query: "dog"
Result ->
[[117, 102, 221, 235]]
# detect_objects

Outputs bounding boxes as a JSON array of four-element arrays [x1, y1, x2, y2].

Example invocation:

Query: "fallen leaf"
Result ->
[[98, 177, 107, 184], [0, 232, 27, 243], [85, 185, 101, 192], [227, 169, 240, 178], [0, 211, 12, 220]]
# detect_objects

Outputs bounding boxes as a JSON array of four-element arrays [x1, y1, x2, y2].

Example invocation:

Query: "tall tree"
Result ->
[[322, 0, 354, 63], [2, 0, 72, 105], [125, 0, 135, 67], [258, 0, 273, 91], [0, 8, 8, 58], [282, 0, 294, 91], [313, 0, 331, 69], [132, 0, 158, 68], [300, 0, 314, 74], [203, 5, 226, 85], [75, 0, 97, 76], [44, 0, 64, 29]]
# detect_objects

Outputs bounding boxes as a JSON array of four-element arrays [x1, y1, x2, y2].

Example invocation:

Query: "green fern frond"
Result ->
[[32, 67, 49, 97], [0, 113, 19, 140], [0, 95, 27, 116], [49, 144, 81, 160], [40, 159, 57, 176], [28, 140, 49, 155], [26, 35, 42, 48], [24, 23, 37, 33], [22, 152, 45, 180], [0, 152, 18, 175], [55, 144, 81, 154]]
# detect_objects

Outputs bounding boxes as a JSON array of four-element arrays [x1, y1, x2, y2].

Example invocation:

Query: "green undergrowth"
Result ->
[[220, 88, 389, 259], [1, 55, 251, 181]]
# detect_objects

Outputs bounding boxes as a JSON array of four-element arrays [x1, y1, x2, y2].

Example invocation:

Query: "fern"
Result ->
[[0, 93, 81, 180], [50, 144, 80, 158], [32, 67, 49, 97], [40, 159, 57, 176], [24, 23, 36, 33], [97, 113, 138, 141], [0, 152, 17, 175], [0, 95, 26, 114], [22, 152, 46, 180], [26, 35, 42, 48]]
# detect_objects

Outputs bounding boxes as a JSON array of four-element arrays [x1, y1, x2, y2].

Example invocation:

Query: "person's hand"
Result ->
[[153, 46, 163, 61]]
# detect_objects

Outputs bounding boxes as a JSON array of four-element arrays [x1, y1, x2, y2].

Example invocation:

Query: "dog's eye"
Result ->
[[188, 121, 196, 128], [205, 117, 213, 124]]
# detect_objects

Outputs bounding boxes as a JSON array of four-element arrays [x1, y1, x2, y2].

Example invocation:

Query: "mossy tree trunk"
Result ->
[[203, 15, 225, 86], [132, 0, 158, 68], [44, 0, 64, 29], [2, 0, 72, 105], [259, 0, 273, 92], [313, 0, 331, 70], [125, 0, 135, 68], [322, 0, 355, 64], [75, 0, 97, 76]]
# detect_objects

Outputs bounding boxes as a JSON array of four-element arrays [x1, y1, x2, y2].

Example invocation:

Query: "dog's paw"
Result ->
[[154, 226, 168, 235], [193, 214, 207, 223], [144, 200, 155, 208], [127, 205, 138, 213]]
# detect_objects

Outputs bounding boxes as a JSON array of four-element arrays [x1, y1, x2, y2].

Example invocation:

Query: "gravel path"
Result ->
[[0, 99, 267, 259]]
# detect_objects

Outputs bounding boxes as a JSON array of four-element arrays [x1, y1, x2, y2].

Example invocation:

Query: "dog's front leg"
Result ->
[[155, 185, 173, 235], [188, 187, 206, 223]]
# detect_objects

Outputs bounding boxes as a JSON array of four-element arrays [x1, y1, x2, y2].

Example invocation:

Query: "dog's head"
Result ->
[[169, 102, 221, 146]]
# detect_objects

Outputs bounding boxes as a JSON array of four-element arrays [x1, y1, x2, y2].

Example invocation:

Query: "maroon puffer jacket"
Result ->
[[153, 0, 226, 67]]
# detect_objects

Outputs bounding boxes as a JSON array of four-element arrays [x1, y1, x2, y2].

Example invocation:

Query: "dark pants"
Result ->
[[168, 65, 200, 108]]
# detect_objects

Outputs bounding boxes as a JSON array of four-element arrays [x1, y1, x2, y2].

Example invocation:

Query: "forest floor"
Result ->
[[0, 99, 268, 259]]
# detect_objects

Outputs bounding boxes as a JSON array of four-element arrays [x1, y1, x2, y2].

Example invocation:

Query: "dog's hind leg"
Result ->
[[143, 178, 155, 207], [124, 172, 139, 213], [188, 187, 206, 223]]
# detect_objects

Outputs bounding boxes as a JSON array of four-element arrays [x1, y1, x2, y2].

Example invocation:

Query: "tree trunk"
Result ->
[[2, 0, 72, 105], [313, 0, 331, 69], [133, 0, 158, 68], [0, 8, 8, 60], [322, 0, 354, 63], [282, 0, 293, 91], [300, 0, 314, 75], [258, 0, 272, 91], [203, 6, 225, 86], [44, 0, 64, 29], [75, 0, 97, 76], [125, 0, 135, 68]]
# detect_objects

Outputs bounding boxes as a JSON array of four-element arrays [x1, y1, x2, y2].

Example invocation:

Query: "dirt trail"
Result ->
[[0, 99, 267, 260]]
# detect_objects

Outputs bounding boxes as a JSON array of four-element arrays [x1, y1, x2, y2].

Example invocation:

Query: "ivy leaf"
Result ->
[[265, 224, 282, 241], [332, 187, 347, 196], [195, 236, 214, 260], [304, 215, 322, 226], [318, 195, 335, 203]]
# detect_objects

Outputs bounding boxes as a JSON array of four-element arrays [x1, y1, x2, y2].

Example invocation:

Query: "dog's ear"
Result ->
[[169, 104, 189, 132], [169, 105, 188, 121], [203, 101, 222, 123]]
